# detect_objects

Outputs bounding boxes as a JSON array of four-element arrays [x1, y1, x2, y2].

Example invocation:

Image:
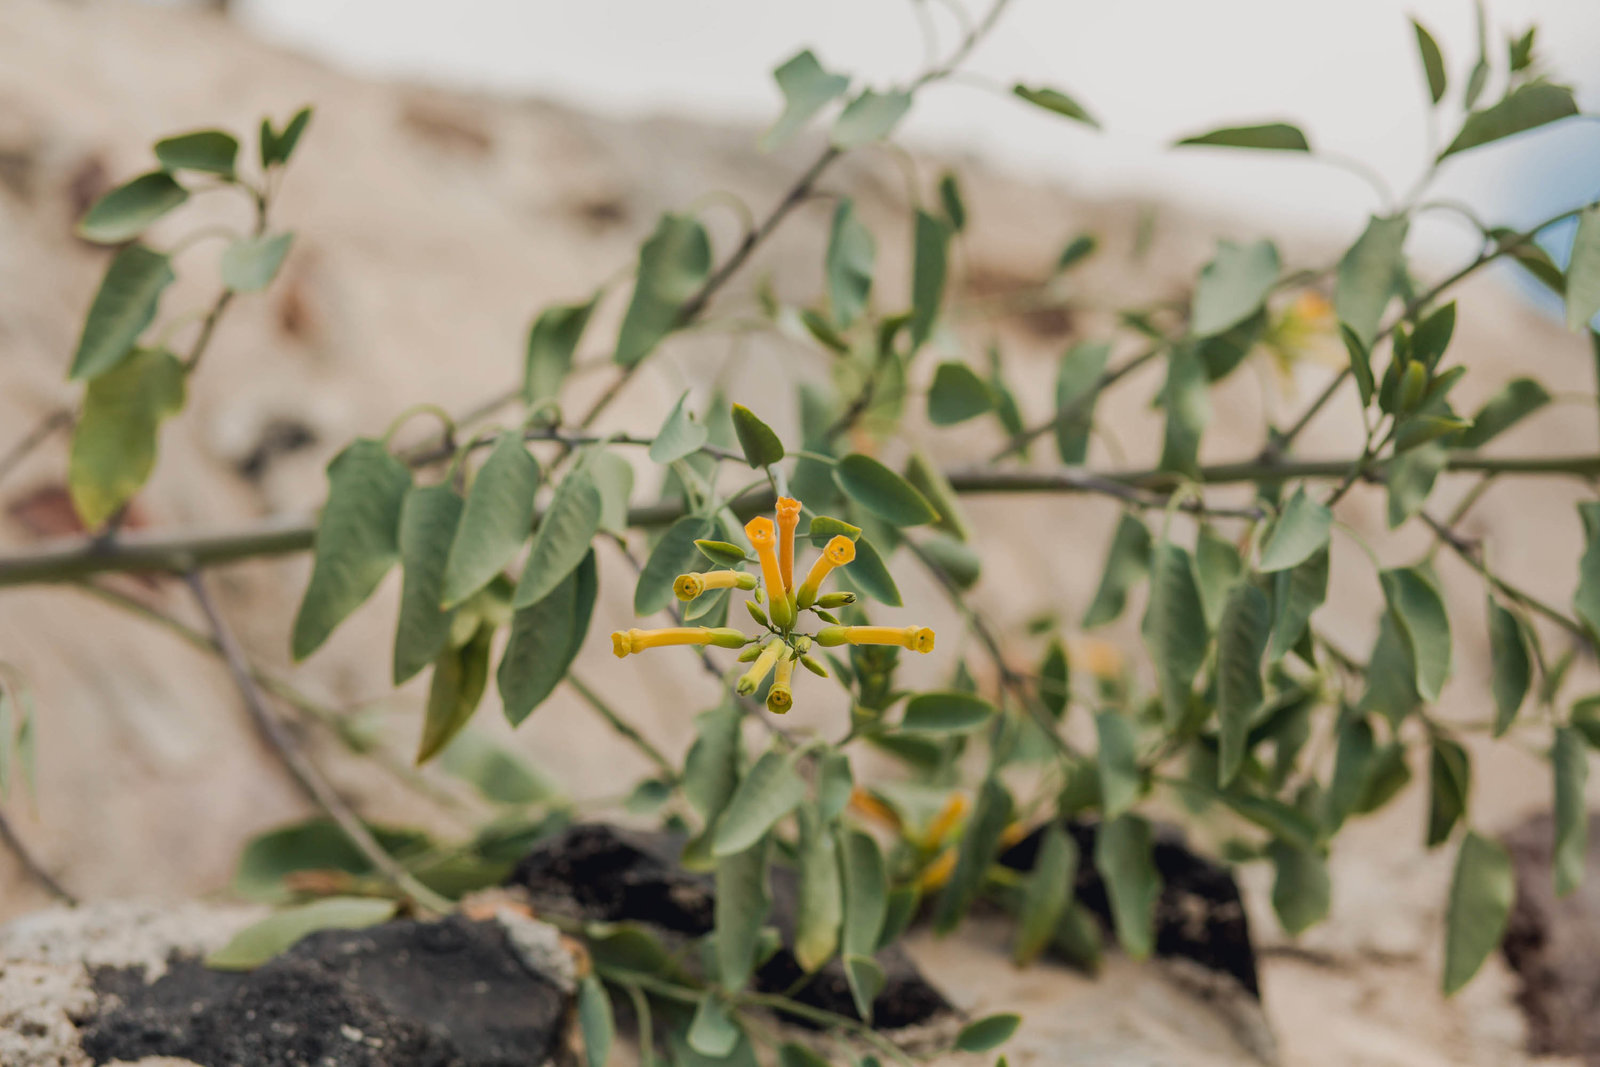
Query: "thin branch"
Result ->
[[0, 408, 74, 490], [567, 674, 677, 780], [0, 806, 76, 905], [1419, 511, 1591, 645], [181, 570, 453, 913], [989, 344, 1164, 462]]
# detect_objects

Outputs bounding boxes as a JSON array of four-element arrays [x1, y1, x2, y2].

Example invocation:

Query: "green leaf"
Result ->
[[441, 435, 541, 609], [393, 486, 465, 684], [1095, 814, 1161, 960], [1488, 598, 1532, 737], [1194, 525, 1242, 629], [583, 449, 633, 537], [794, 806, 843, 972], [1057, 233, 1098, 272], [1386, 442, 1449, 528], [1012, 823, 1077, 966], [826, 199, 875, 328], [67, 347, 186, 528], [1554, 725, 1588, 897], [807, 515, 862, 546], [1259, 488, 1332, 573], [1565, 206, 1600, 332], [578, 974, 614, 1067], [155, 129, 239, 176], [220, 232, 293, 293], [1269, 547, 1329, 662], [436, 729, 561, 806], [1083, 514, 1152, 628], [1325, 715, 1376, 831], [730, 403, 785, 468], [1463, 2, 1490, 110], [1157, 345, 1210, 477], [1336, 215, 1410, 344], [1012, 85, 1099, 127], [831, 89, 912, 149], [76, 172, 188, 244], [1412, 20, 1449, 104], [1176, 122, 1310, 151], [928, 361, 993, 426], [937, 171, 967, 232], [1217, 583, 1272, 786], [1141, 542, 1210, 727], [1442, 832, 1514, 994], [1342, 324, 1375, 408], [1360, 613, 1422, 725], [1440, 82, 1579, 159], [909, 210, 950, 352], [713, 747, 806, 857], [695, 540, 749, 567], [1576, 502, 1600, 640], [1459, 378, 1551, 448], [615, 213, 711, 368], [839, 825, 888, 962], [760, 50, 850, 151], [498, 550, 597, 725], [1054, 340, 1111, 464], [205, 897, 397, 971], [843, 954, 885, 1023], [1268, 839, 1330, 936], [1380, 567, 1452, 703], [260, 107, 313, 168], [232, 819, 427, 902], [69, 244, 176, 380], [714, 835, 772, 992], [1427, 737, 1471, 848], [955, 1013, 1022, 1053], [1039, 639, 1070, 719], [1218, 791, 1320, 851], [778, 1043, 832, 1067], [683, 702, 743, 830], [689, 992, 742, 1057], [1095, 711, 1142, 818], [417, 620, 494, 763], [842, 534, 901, 607], [291, 439, 412, 660], [524, 297, 597, 407], [835, 453, 938, 526], [513, 473, 602, 608], [932, 775, 1013, 934], [901, 691, 996, 734], [1192, 239, 1280, 338], [638, 516, 718, 615]]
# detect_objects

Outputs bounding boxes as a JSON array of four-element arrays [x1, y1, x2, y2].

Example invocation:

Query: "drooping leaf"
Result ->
[[1336, 215, 1410, 345], [1268, 839, 1330, 936], [688, 992, 742, 1058], [1194, 524, 1242, 630], [714, 835, 772, 991], [794, 806, 843, 972], [1360, 613, 1422, 725], [1039, 639, 1070, 719], [1565, 206, 1600, 332], [69, 244, 176, 380], [834, 453, 938, 526], [220, 233, 294, 293], [1380, 567, 1452, 703], [513, 473, 602, 608], [393, 485, 465, 685], [232, 819, 429, 902], [909, 210, 950, 352], [1575, 501, 1600, 641], [524, 297, 597, 407], [155, 129, 239, 176], [292, 439, 412, 660], [1141, 542, 1210, 726], [831, 89, 912, 149], [1442, 832, 1514, 994], [826, 199, 875, 327], [577, 974, 615, 1067], [1325, 714, 1376, 832], [954, 1014, 1022, 1053], [441, 435, 541, 609], [1012, 85, 1099, 127], [1268, 547, 1329, 662], [761, 50, 850, 151], [931, 775, 1012, 934], [1012, 822, 1077, 966], [1426, 737, 1471, 848], [713, 747, 806, 857], [1440, 82, 1579, 160], [1054, 340, 1111, 464], [901, 691, 996, 734], [1412, 20, 1449, 105], [1488, 598, 1532, 737], [498, 550, 597, 725], [1083, 513, 1151, 628], [1217, 582, 1272, 786], [417, 621, 495, 764], [1094, 814, 1161, 960], [1342, 324, 1375, 408], [67, 347, 186, 528], [839, 825, 888, 958], [1191, 239, 1280, 338], [928, 361, 993, 426], [1259, 488, 1332, 573], [1553, 725, 1588, 897], [615, 213, 711, 368], [1095, 711, 1142, 818], [76, 172, 188, 244], [1175, 122, 1310, 151], [730, 403, 785, 468], [683, 702, 743, 830], [205, 897, 398, 971], [937, 170, 967, 232], [1459, 378, 1551, 448], [1157, 345, 1210, 477]]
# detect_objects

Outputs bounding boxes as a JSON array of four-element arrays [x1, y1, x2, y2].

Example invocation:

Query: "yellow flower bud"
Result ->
[[922, 793, 968, 848], [796, 535, 856, 609], [814, 625, 936, 653], [673, 570, 757, 602], [917, 847, 958, 892], [610, 627, 747, 657], [766, 652, 796, 714], [736, 638, 784, 695], [816, 591, 856, 609], [745, 516, 794, 629]]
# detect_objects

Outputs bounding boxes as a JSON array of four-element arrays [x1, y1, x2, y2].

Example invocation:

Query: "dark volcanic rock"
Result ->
[[1000, 818, 1260, 997], [508, 823, 953, 1030], [1502, 810, 1600, 1061], [77, 915, 571, 1067]]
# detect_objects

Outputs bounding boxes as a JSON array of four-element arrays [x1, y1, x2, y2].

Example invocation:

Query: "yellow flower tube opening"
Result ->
[[745, 516, 794, 629], [796, 535, 856, 609], [814, 624, 936, 653], [674, 570, 758, 602], [766, 650, 796, 714], [611, 626, 747, 658]]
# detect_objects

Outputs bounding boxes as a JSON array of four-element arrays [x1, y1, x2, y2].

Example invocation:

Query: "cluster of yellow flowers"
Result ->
[[610, 496, 936, 713]]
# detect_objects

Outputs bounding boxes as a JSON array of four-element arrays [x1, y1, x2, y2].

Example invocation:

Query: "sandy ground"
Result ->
[[0, 1, 1596, 1063]]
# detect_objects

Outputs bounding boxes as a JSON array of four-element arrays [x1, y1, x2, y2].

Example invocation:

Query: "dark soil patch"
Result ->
[[77, 915, 571, 1067]]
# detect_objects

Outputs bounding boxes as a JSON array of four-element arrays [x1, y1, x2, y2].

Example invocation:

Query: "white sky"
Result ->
[[228, 0, 1600, 257]]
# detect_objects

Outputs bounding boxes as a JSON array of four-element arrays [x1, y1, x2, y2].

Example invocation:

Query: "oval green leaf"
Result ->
[[154, 129, 239, 176], [69, 244, 176, 380], [441, 434, 541, 609], [731, 403, 785, 468], [834, 453, 938, 526], [900, 691, 995, 734], [393, 484, 465, 684], [76, 172, 188, 244], [499, 550, 597, 725], [221, 233, 294, 293], [513, 473, 602, 608], [67, 347, 186, 529]]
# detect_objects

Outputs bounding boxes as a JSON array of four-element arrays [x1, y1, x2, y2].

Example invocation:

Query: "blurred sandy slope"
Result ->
[[0, 1, 1594, 1063]]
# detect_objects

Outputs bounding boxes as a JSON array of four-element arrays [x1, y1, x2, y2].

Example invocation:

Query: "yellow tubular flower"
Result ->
[[775, 497, 801, 596], [766, 651, 796, 714], [917, 848, 957, 892], [814, 625, 936, 653], [611, 627, 747, 657], [922, 793, 969, 849], [745, 516, 794, 629], [796, 535, 856, 609], [848, 787, 901, 831], [673, 570, 758, 602], [736, 638, 784, 695]]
